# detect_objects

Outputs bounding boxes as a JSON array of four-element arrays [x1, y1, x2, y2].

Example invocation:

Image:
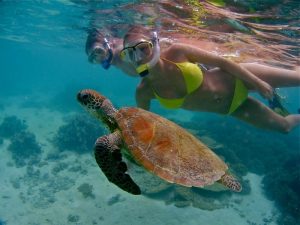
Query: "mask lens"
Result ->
[[127, 48, 136, 61], [88, 47, 105, 63], [135, 42, 152, 55], [120, 41, 152, 63], [120, 48, 134, 62]]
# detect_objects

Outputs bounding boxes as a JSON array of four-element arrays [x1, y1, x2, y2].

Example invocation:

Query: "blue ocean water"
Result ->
[[0, 1, 299, 225]]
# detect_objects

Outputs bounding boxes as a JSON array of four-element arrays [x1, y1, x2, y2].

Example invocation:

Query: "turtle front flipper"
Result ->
[[94, 131, 141, 195], [218, 173, 242, 192]]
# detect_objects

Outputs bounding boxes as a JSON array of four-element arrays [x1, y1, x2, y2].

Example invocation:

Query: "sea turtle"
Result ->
[[77, 89, 242, 195]]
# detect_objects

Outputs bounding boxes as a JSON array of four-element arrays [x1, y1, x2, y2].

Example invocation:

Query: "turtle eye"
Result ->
[[81, 94, 89, 100], [77, 92, 90, 105]]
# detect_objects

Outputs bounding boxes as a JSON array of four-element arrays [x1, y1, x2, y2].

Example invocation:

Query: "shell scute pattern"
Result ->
[[77, 90, 242, 193], [116, 107, 228, 187]]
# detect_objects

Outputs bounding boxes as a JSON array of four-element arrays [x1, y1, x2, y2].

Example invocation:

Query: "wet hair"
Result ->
[[85, 28, 106, 55], [123, 25, 153, 45]]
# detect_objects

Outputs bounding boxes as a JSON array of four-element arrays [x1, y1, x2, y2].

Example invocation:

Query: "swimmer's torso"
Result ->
[[147, 49, 238, 113]]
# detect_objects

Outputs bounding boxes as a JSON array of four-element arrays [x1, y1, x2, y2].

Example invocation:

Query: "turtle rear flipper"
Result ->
[[218, 174, 242, 192], [94, 132, 141, 195]]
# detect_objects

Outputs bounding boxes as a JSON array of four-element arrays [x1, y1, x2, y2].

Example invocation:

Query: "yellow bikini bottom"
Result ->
[[227, 79, 248, 114]]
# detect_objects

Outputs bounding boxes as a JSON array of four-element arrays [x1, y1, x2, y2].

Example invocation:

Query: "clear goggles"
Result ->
[[120, 41, 153, 63], [88, 38, 113, 69], [88, 46, 106, 64]]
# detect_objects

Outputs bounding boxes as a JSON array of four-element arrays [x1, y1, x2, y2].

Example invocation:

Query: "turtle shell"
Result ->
[[115, 107, 228, 188]]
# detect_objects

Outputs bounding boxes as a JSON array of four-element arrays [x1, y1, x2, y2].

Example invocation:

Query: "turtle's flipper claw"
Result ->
[[94, 132, 141, 195]]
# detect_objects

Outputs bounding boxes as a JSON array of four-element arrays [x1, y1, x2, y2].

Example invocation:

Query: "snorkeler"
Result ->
[[85, 28, 137, 76], [119, 26, 300, 133]]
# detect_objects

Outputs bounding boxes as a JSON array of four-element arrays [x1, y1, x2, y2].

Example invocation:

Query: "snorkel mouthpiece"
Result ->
[[136, 31, 160, 77], [136, 64, 150, 77]]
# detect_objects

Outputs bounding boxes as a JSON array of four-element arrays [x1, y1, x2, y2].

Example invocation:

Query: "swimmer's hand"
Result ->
[[256, 81, 274, 99]]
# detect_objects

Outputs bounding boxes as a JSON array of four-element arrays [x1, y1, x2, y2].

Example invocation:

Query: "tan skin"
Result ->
[[88, 34, 300, 133], [124, 36, 300, 133], [87, 33, 184, 76]]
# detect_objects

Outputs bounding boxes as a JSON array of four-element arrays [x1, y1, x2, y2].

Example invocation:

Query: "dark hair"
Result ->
[[85, 28, 105, 55], [123, 25, 152, 45]]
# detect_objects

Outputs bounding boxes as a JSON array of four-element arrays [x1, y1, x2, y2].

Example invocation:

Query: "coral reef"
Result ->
[[176, 115, 299, 222], [77, 183, 95, 199], [68, 164, 88, 175], [51, 114, 105, 154], [14, 163, 76, 209], [176, 116, 299, 177], [0, 116, 38, 167], [0, 115, 28, 139], [190, 116, 298, 173], [107, 194, 125, 206], [7, 130, 42, 167], [67, 214, 80, 223], [51, 162, 69, 175], [263, 154, 300, 225], [45, 151, 68, 162]]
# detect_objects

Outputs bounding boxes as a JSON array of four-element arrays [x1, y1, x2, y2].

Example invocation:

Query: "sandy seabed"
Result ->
[[0, 99, 279, 225]]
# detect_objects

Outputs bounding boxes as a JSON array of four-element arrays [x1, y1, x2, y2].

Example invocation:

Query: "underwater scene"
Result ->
[[0, 1, 299, 225]]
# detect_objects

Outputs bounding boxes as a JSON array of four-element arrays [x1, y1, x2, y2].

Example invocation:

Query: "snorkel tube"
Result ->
[[136, 31, 160, 77], [101, 38, 113, 70]]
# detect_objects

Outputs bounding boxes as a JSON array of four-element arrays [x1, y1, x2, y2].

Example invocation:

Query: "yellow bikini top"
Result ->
[[153, 58, 204, 109]]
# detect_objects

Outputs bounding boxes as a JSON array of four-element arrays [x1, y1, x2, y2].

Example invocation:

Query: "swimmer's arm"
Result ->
[[177, 44, 273, 99], [135, 79, 153, 110]]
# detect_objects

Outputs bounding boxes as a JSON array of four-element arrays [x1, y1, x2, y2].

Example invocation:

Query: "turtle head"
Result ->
[[77, 89, 117, 131], [77, 89, 107, 109]]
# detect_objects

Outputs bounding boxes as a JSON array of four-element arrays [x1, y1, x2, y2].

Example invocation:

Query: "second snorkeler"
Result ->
[[86, 26, 300, 133]]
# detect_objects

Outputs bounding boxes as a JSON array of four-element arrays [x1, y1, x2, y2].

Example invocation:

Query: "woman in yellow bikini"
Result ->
[[118, 26, 300, 133]]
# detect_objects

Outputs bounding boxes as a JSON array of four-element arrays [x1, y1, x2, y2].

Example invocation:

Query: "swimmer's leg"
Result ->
[[240, 63, 300, 88], [231, 97, 300, 133]]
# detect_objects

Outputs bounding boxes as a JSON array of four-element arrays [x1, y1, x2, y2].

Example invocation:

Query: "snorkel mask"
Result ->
[[120, 32, 160, 77], [88, 38, 113, 70]]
